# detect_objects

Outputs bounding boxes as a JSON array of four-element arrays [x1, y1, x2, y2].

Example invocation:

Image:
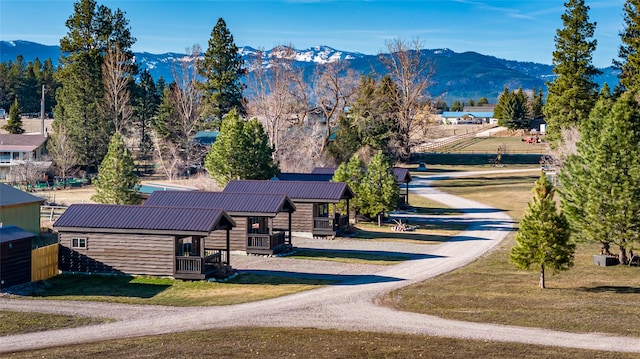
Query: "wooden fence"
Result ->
[[41, 205, 67, 221], [31, 244, 59, 281]]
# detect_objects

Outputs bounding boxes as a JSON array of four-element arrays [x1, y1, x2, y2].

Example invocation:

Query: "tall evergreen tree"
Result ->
[[198, 18, 246, 128], [54, 0, 136, 171], [133, 69, 159, 157], [328, 115, 362, 164], [91, 132, 140, 204], [615, 0, 640, 93], [559, 93, 640, 264], [510, 173, 574, 289], [241, 118, 279, 180], [493, 87, 510, 121], [3, 98, 24, 134], [528, 87, 544, 120], [204, 110, 277, 186], [543, 0, 600, 144], [332, 153, 366, 216], [359, 151, 399, 226]]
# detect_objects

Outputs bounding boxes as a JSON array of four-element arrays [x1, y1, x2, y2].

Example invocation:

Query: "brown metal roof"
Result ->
[[0, 134, 47, 152], [53, 204, 235, 235], [143, 191, 296, 215], [312, 166, 411, 184], [223, 180, 353, 202], [0, 183, 45, 207]]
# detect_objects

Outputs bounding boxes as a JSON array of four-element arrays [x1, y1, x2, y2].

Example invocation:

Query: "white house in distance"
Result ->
[[0, 134, 49, 181], [439, 105, 497, 125]]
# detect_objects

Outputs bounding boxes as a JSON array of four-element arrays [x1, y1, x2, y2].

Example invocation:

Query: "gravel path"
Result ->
[[2, 169, 640, 354]]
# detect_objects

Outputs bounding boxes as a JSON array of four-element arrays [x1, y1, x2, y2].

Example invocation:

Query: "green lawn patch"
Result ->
[[288, 248, 419, 265], [24, 273, 330, 306], [0, 311, 107, 336]]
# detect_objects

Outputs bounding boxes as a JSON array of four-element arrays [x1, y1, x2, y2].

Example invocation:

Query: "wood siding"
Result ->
[[206, 217, 247, 251], [275, 202, 313, 233], [58, 232, 175, 277], [0, 236, 32, 290]]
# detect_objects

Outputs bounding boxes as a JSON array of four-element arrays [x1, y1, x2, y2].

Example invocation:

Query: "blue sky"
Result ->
[[0, 0, 626, 68]]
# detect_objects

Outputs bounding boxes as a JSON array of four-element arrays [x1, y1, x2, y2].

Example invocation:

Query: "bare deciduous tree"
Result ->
[[171, 45, 205, 176], [150, 129, 183, 181], [47, 122, 78, 180], [313, 61, 359, 158], [379, 38, 434, 162], [101, 44, 134, 134], [246, 45, 309, 162]]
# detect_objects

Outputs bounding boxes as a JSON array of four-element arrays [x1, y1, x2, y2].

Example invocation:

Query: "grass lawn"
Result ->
[[383, 170, 640, 337], [6, 327, 635, 359], [0, 311, 107, 336], [22, 273, 333, 307]]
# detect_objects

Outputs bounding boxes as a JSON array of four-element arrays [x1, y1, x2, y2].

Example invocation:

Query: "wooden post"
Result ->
[[288, 211, 292, 245], [226, 229, 230, 266]]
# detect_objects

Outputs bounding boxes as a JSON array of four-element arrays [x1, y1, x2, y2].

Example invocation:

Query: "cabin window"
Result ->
[[315, 203, 329, 218], [182, 243, 192, 256], [71, 237, 87, 249], [248, 217, 268, 234]]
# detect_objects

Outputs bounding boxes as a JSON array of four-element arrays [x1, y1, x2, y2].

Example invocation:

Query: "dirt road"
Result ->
[[2, 169, 640, 354]]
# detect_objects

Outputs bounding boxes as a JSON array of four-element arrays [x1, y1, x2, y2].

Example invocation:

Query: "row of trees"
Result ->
[[493, 86, 544, 130], [512, 0, 640, 289], [0, 55, 58, 115]]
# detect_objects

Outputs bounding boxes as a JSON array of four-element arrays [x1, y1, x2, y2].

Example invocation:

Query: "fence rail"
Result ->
[[41, 205, 67, 221]]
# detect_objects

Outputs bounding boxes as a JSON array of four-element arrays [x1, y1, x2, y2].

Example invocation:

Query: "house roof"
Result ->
[[53, 204, 235, 235], [0, 134, 47, 152], [441, 111, 494, 118], [276, 173, 334, 182], [0, 225, 36, 244], [0, 183, 45, 207], [193, 131, 219, 146], [224, 180, 353, 203], [143, 191, 296, 216], [311, 167, 337, 175], [311, 167, 411, 184]]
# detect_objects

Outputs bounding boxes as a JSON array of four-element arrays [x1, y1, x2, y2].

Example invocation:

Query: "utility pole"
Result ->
[[40, 84, 46, 136]]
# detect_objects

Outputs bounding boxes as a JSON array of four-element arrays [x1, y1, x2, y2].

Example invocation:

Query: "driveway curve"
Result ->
[[2, 169, 640, 354]]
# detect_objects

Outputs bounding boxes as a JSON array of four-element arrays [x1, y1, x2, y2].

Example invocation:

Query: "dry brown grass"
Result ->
[[384, 170, 640, 337], [6, 327, 634, 359]]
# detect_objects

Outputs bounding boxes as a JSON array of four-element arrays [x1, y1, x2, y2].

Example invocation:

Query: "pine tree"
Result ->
[[543, 0, 600, 144], [54, 0, 136, 171], [198, 18, 246, 127], [91, 132, 140, 204], [510, 173, 574, 289], [328, 115, 362, 164], [528, 87, 544, 120], [332, 153, 366, 216], [3, 98, 24, 134], [359, 151, 399, 226], [132, 69, 159, 158], [493, 87, 510, 121], [560, 93, 640, 264], [614, 0, 640, 93], [476, 97, 489, 106], [241, 118, 279, 180]]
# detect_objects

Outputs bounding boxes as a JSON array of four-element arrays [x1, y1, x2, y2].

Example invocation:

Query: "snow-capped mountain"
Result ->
[[0, 40, 619, 102]]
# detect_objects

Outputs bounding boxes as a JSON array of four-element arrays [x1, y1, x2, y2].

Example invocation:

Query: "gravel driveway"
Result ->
[[2, 169, 640, 354]]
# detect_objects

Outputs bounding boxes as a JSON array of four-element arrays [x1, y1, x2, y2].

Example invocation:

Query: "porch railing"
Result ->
[[175, 256, 202, 274], [314, 215, 349, 232], [247, 231, 286, 250]]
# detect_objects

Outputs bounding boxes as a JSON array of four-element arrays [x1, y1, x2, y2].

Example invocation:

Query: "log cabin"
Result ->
[[53, 204, 235, 280], [0, 225, 35, 290], [143, 191, 296, 255], [223, 180, 353, 238]]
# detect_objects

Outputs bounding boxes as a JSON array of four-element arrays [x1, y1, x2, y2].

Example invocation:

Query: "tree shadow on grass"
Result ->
[[577, 286, 640, 294], [30, 274, 171, 299]]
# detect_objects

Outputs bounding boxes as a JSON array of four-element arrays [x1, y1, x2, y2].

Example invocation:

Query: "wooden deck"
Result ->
[[312, 215, 349, 238], [174, 251, 228, 280]]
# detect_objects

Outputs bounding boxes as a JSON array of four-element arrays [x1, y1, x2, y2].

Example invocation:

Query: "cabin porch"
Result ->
[[174, 236, 232, 280]]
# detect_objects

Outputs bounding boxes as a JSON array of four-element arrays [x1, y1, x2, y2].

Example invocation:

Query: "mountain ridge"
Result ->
[[1, 40, 619, 103]]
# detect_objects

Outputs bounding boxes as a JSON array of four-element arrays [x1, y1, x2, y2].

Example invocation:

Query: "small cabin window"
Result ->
[[182, 242, 192, 256], [72, 237, 87, 249], [315, 203, 329, 217]]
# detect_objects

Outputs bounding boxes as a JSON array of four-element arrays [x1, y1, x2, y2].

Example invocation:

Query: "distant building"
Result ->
[[440, 111, 497, 125], [0, 183, 45, 235], [0, 134, 50, 181]]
